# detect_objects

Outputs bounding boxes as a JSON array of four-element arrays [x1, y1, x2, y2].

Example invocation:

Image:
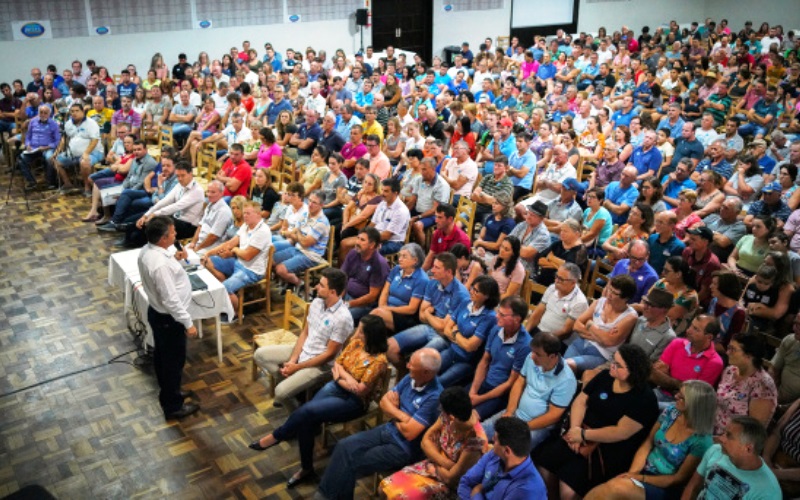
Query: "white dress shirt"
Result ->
[[137, 243, 193, 328]]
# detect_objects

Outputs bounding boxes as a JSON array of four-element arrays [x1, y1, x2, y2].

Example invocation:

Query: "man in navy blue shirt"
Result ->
[[387, 252, 470, 369], [458, 416, 547, 499], [317, 348, 443, 499], [648, 212, 686, 274], [469, 296, 532, 420], [664, 122, 705, 175], [628, 130, 662, 181]]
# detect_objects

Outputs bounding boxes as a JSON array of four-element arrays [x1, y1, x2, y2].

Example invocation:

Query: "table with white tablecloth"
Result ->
[[108, 248, 234, 363]]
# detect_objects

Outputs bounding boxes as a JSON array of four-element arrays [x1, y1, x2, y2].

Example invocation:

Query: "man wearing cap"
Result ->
[[604, 165, 640, 225], [510, 200, 552, 275], [480, 116, 516, 176], [683, 227, 721, 308], [630, 288, 676, 362], [544, 180, 583, 237], [745, 182, 792, 227], [696, 70, 720, 101], [610, 240, 659, 304], [648, 211, 686, 274]]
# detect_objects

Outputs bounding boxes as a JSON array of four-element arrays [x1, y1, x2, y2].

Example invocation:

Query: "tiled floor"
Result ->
[[0, 162, 376, 498]]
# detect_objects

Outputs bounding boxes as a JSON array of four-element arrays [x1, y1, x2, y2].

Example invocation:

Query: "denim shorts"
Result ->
[[564, 337, 608, 372], [57, 149, 104, 168], [273, 242, 317, 275], [210, 256, 263, 294]]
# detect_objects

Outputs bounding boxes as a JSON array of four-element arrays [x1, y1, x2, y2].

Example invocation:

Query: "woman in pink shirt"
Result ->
[[254, 128, 282, 169]]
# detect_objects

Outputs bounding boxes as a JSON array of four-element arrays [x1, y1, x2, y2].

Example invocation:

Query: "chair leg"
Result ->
[[238, 289, 244, 324]]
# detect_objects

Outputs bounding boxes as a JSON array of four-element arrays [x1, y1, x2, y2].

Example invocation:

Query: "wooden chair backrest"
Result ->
[[283, 290, 309, 331]]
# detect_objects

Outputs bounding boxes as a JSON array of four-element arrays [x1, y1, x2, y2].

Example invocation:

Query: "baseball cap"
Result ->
[[521, 87, 534, 94], [761, 181, 781, 193], [499, 117, 514, 127], [527, 200, 548, 217], [686, 226, 714, 240], [750, 139, 767, 148], [355, 51, 364, 57]]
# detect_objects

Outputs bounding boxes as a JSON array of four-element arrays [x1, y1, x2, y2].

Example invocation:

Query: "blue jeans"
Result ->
[[564, 337, 607, 372], [438, 347, 477, 387], [172, 123, 192, 142], [472, 380, 508, 421], [112, 189, 150, 223], [379, 240, 403, 255], [0, 120, 15, 133], [482, 411, 554, 451], [738, 122, 768, 137], [272, 381, 365, 472], [17, 149, 54, 184], [210, 256, 263, 294], [273, 239, 317, 275], [393, 324, 450, 355], [318, 423, 416, 500]]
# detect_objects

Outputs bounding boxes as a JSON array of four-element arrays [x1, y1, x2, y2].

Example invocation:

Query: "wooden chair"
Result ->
[[250, 290, 309, 384], [455, 197, 478, 239], [577, 161, 595, 183], [236, 246, 277, 324], [196, 142, 218, 180], [302, 226, 336, 300], [158, 125, 174, 150], [385, 224, 413, 266], [585, 258, 614, 300]]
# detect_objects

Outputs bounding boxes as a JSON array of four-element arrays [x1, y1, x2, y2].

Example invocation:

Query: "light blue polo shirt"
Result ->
[[386, 266, 429, 307], [423, 278, 470, 319], [450, 303, 497, 362], [516, 356, 577, 422], [483, 134, 516, 175], [508, 148, 537, 189], [605, 181, 639, 225], [484, 326, 532, 388]]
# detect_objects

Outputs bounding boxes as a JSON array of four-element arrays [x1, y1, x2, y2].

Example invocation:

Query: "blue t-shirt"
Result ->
[[647, 233, 686, 274], [508, 149, 537, 189], [423, 278, 470, 319], [605, 182, 640, 225], [611, 108, 636, 129], [386, 266, 429, 307], [660, 175, 697, 209], [551, 109, 575, 123], [611, 259, 659, 303], [516, 356, 577, 422], [483, 134, 517, 175], [494, 95, 518, 110], [483, 216, 516, 243], [695, 159, 733, 181], [449, 303, 496, 362], [388, 375, 443, 454], [484, 326, 532, 388], [537, 63, 557, 81], [630, 146, 663, 177], [656, 117, 686, 139], [457, 454, 546, 500]]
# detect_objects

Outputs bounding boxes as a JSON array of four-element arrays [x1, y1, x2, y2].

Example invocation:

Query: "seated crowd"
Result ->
[[5, 16, 800, 499]]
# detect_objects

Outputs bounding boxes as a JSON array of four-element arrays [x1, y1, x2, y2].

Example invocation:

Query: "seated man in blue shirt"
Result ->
[[482, 332, 577, 452], [317, 348, 443, 500], [628, 130, 662, 181], [604, 166, 640, 225], [458, 416, 547, 499], [610, 240, 659, 304], [738, 85, 779, 139], [661, 158, 697, 209], [469, 296, 532, 420], [387, 252, 470, 369]]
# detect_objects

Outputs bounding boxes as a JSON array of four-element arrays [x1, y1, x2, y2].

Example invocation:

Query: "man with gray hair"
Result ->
[[17, 104, 60, 190], [704, 197, 747, 261], [263, 84, 293, 125], [683, 416, 780, 498], [305, 81, 326, 116], [186, 180, 233, 254], [319, 111, 345, 153], [655, 102, 685, 145], [317, 348, 443, 499], [441, 140, 479, 204], [526, 263, 588, 342], [628, 129, 662, 180]]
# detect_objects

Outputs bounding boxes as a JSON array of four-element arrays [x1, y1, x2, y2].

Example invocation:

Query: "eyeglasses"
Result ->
[[554, 275, 575, 283], [610, 360, 628, 370], [471, 286, 481, 294], [629, 255, 647, 262]]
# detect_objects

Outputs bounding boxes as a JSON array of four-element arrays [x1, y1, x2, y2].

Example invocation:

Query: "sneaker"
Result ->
[[292, 280, 305, 296], [97, 222, 118, 232], [46, 185, 58, 191], [220, 313, 239, 324], [58, 186, 80, 195], [83, 190, 92, 198], [24, 182, 37, 191]]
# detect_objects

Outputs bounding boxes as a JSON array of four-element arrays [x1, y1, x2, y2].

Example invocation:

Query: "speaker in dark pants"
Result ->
[[147, 307, 187, 415], [124, 216, 197, 248]]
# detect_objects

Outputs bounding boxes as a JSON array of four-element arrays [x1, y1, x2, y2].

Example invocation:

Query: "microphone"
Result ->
[[174, 240, 189, 264]]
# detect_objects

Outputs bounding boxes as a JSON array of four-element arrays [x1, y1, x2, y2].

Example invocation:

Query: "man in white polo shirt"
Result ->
[[186, 180, 233, 255], [371, 178, 410, 255], [525, 263, 588, 344]]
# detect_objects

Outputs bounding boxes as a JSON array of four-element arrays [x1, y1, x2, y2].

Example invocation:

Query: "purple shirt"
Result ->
[[595, 159, 625, 189], [341, 249, 390, 300], [611, 259, 659, 303], [25, 118, 61, 150]]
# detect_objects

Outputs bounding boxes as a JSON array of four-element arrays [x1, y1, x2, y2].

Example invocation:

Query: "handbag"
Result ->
[[577, 424, 606, 480]]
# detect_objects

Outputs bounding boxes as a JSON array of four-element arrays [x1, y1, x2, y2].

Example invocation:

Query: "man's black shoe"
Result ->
[[165, 403, 199, 420]]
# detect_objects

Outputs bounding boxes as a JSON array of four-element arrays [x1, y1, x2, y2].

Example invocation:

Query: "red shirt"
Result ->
[[660, 338, 724, 390], [431, 224, 471, 254], [681, 247, 720, 308], [221, 159, 252, 198]]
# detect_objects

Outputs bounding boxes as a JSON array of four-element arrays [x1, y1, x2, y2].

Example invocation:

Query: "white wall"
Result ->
[[704, 0, 800, 34], [0, 19, 369, 84], [576, 0, 706, 35], [432, 1, 512, 62]]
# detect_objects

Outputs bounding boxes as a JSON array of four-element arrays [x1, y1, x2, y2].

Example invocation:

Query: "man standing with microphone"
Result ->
[[138, 216, 199, 420]]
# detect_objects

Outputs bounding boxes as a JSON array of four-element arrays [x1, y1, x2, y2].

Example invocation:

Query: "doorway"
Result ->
[[371, 0, 433, 63]]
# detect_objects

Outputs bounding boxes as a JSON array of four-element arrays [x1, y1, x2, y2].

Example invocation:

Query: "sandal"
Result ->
[[82, 215, 100, 223]]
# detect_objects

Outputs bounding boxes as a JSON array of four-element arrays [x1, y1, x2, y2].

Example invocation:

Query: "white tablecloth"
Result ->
[[108, 248, 234, 363]]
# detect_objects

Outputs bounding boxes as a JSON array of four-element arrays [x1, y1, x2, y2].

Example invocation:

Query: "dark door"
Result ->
[[371, 0, 433, 63]]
